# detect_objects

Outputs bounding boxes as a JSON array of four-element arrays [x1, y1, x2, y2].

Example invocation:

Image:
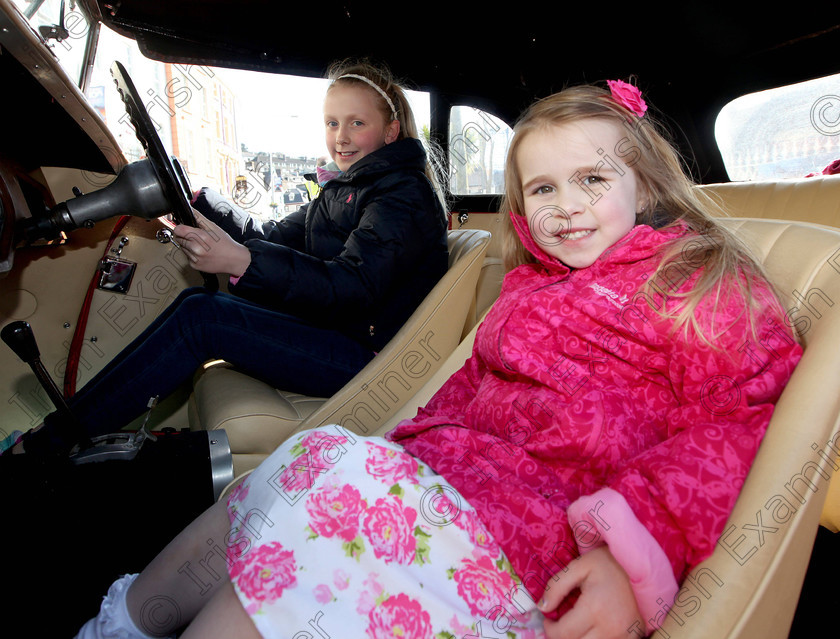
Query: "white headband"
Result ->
[[336, 74, 398, 121]]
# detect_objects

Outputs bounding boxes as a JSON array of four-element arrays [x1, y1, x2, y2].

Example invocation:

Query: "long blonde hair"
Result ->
[[326, 59, 448, 213], [500, 83, 775, 343]]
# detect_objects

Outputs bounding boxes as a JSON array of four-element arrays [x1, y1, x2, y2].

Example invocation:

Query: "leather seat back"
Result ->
[[190, 229, 491, 474], [656, 218, 840, 638], [700, 175, 840, 226]]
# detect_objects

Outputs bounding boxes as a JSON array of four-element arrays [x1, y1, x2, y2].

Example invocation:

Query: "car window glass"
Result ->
[[13, 0, 91, 86], [715, 73, 840, 180], [80, 25, 431, 221], [449, 106, 512, 195]]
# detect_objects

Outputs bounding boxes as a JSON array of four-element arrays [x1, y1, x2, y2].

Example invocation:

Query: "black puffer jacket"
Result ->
[[193, 138, 448, 351]]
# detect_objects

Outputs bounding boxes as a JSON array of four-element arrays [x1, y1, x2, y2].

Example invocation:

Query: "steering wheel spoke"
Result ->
[[110, 61, 196, 226], [110, 61, 217, 290]]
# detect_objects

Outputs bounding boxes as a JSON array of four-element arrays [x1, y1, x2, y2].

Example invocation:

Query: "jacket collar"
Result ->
[[509, 210, 689, 275], [338, 138, 427, 181], [315, 162, 342, 186]]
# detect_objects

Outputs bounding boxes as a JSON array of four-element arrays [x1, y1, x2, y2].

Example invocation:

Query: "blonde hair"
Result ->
[[326, 59, 448, 213], [500, 83, 776, 343]]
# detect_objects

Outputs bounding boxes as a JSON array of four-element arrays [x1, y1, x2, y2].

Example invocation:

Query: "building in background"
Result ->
[[164, 64, 240, 205]]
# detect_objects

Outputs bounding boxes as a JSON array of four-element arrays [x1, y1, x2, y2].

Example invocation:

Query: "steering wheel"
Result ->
[[110, 61, 194, 226], [110, 61, 217, 289]]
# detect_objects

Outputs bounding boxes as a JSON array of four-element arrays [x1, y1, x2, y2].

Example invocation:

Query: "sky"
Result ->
[[217, 68, 332, 158], [216, 67, 431, 159]]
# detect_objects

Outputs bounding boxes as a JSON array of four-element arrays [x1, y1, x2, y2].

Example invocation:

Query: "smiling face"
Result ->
[[323, 83, 400, 172], [517, 118, 647, 268]]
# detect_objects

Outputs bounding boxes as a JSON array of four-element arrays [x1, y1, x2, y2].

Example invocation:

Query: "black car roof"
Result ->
[[79, 1, 840, 181], [82, 2, 838, 103]]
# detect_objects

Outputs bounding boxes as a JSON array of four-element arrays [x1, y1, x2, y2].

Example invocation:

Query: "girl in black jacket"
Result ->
[[7, 60, 448, 457]]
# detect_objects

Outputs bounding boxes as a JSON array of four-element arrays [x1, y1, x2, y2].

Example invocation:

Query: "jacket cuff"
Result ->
[[567, 487, 678, 635]]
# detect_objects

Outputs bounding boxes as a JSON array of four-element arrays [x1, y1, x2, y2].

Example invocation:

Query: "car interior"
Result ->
[[1, 1, 838, 637]]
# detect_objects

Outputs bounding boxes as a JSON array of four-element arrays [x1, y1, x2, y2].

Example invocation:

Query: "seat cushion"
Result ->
[[190, 228, 491, 474], [189, 366, 326, 453]]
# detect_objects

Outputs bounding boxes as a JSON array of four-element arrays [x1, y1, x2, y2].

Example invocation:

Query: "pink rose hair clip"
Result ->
[[607, 79, 647, 117]]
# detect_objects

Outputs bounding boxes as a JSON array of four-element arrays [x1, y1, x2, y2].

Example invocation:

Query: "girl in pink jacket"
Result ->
[[76, 82, 801, 639]]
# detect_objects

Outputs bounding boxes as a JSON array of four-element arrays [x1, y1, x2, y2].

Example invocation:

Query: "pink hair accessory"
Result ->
[[607, 80, 647, 117]]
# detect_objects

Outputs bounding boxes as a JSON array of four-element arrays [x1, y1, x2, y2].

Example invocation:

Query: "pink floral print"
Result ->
[[225, 430, 542, 637], [453, 555, 518, 619], [300, 431, 352, 463], [453, 507, 501, 559], [229, 541, 297, 611], [365, 442, 420, 485], [275, 458, 320, 494], [367, 593, 432, 639], [306, 481, 367, 542], [313, 584, 334, 604], [356, 573, 385, 616], [362, 494, 418, 565], [277, 428, 354, 493], [333, 568, 351, 591], [231, 481, 250, 504]]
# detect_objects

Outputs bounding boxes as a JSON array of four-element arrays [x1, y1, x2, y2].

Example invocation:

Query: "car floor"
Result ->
[[787, 525, 839, 636]]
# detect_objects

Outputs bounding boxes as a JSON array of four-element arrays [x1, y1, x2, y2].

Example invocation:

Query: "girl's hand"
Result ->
[[172, 210, 251, 277], [539, 546, 643, 639]]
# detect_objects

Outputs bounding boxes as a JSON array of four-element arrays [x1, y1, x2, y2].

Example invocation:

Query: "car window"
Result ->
[[13, 0, 91, 86], [449, 106, 513, 195], [41, 21, 432, 221], [715, 73, 840, 180]]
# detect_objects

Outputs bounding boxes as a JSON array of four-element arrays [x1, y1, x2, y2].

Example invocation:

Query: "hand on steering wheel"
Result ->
[[172, 211, 252, 277]]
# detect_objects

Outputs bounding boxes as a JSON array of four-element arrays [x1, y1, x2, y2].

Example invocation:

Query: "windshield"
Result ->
[[12, 2, 432, 221], [12, 0, 91, 86], [81, 27, 431, 221]]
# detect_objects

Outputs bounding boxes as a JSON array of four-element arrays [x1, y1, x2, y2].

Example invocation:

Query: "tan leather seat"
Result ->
[[451, 212, 507, 335], [700, 174, 840, 227], [189, 229, 491, 474], [376, 218, 840, 639]]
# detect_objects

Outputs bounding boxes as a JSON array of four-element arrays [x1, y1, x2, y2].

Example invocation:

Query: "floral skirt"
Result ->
[[225, 425, 545, 638]]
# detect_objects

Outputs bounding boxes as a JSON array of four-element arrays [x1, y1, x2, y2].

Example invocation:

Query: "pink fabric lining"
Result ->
[[567, 487, 678, 635]]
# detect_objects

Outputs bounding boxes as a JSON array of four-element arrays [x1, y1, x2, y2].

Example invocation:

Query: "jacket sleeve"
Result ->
[[230, 174, 443, 318], [192, 187, 307, 251], [566, 279, 802, 632]]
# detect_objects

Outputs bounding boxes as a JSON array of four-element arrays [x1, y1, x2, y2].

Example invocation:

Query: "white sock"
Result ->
[[75, 574, 174, 639]]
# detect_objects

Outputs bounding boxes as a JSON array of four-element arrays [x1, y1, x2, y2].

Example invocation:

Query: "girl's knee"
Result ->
[[173, 286, 211, 304], [173, 287, 216, 311], [171, 290, 228, 329], [179, 582, 260, 639]]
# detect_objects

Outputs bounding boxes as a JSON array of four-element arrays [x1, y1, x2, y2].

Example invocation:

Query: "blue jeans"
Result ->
[[41, 288, 375, 445]]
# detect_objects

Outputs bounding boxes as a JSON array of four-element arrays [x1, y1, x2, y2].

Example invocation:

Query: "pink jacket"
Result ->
[[388, 214, 801, 631]]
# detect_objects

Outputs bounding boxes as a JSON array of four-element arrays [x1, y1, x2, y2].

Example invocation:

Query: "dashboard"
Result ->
[[0, 0, 124, 273]]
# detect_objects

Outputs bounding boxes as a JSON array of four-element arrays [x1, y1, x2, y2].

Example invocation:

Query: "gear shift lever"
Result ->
[[1, 321, 92, 451]]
